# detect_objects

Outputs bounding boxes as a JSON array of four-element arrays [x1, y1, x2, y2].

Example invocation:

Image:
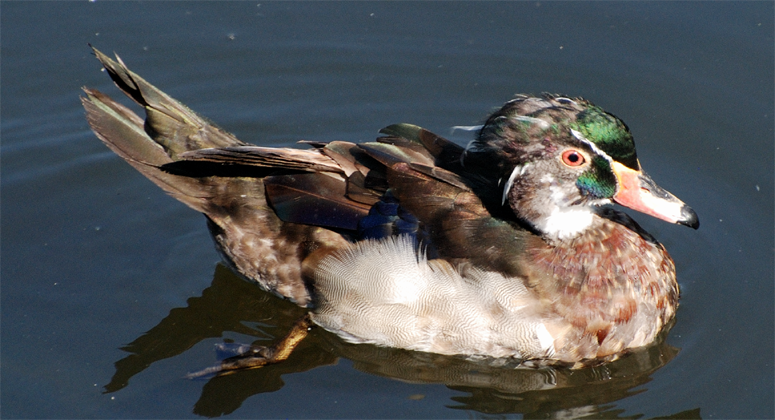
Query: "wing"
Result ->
[[358, 124, 534, 276]]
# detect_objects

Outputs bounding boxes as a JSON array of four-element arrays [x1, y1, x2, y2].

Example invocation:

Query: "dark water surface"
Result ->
[[2, 2, 773, 418]]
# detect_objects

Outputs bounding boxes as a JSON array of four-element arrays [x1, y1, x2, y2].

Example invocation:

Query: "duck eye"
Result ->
[[561, 150, 585, 167]]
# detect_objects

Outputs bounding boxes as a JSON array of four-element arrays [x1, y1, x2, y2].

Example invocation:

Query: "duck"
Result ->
[[81, 47, 698, 373]]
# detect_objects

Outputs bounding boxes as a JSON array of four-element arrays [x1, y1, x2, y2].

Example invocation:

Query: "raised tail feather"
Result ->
[[86, 47, 248, 156], [80, 46, 250, 213], [81, 47, 356, 305]]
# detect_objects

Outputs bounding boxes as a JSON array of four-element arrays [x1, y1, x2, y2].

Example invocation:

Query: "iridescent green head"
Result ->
[[571, 106, 638, 170]]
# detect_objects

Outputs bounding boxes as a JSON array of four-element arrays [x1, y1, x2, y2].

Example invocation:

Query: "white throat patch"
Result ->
[[502, 164, 598, 240], [536, 181, 600, 241], [534, 205, 595, 241]]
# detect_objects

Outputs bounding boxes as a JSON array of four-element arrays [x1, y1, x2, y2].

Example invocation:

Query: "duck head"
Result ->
[[463, 94, 699, 242]]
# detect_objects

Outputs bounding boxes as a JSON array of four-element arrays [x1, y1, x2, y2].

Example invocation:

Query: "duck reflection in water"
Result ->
[[106, 264, 694, 418]]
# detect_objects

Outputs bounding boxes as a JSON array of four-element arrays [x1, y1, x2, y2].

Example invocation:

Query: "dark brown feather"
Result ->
[[180, 147, 343, 174], [265, 172, 371, 230]]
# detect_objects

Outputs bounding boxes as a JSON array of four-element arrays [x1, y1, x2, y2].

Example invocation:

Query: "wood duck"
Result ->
[[82, 47, 698, 372]]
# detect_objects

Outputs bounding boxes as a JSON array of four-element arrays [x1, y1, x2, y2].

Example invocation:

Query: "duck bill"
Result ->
[[611, 161, 699, 229]]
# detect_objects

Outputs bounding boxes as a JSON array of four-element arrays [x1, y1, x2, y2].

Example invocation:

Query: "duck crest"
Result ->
[[466, 94, 637, 173], [82, 47, 698, 370]]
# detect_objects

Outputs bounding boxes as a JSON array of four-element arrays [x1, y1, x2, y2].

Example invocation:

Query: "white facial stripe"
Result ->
[[570, 129, 613, 163], [450, 125, 484, 133], [515, 115, 551, 130], [502, 164, 530, 205], [554, 97, 578, 106]]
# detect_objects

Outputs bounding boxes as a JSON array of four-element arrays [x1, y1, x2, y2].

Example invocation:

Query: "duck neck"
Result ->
[[502, 166, 607, 244]]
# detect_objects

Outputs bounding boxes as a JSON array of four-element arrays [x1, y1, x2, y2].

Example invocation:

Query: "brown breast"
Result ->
[[521, 215, 678, 358]]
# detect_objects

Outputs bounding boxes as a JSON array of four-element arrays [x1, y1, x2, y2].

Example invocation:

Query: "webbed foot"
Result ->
[[187, 313, 314, 378]]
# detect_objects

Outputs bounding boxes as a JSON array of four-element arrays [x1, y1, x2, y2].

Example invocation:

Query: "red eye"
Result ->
[[561, 149, 585, 167]]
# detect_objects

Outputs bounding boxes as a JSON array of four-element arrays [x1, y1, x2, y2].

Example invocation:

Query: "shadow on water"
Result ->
[[104, 263, 700, 418]]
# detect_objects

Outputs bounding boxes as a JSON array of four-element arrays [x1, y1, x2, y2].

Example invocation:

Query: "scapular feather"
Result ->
[[265, 172, 371, 230]]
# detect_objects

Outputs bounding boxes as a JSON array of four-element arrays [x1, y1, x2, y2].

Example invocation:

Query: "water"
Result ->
[[2, 2, 773, 418]]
